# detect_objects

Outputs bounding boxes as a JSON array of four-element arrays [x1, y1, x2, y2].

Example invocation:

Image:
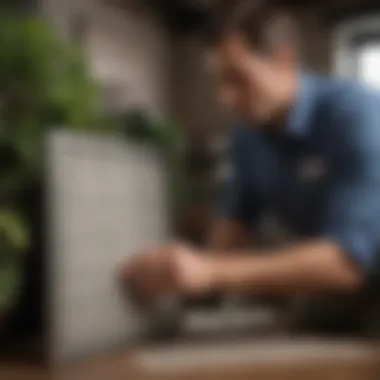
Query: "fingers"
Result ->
[[119, 245, 173, 303], [119, 243, 197, 304]]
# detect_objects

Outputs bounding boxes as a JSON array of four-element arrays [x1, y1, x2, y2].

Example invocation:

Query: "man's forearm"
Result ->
[[206, 240, 363, 295]]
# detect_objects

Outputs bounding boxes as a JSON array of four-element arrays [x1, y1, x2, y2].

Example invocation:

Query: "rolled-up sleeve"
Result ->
[[219, 130, 261, 229], [317, 96, 380, 271]]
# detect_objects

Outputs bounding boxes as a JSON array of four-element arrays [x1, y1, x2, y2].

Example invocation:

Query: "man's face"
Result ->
[[209, 34, 294, 124]]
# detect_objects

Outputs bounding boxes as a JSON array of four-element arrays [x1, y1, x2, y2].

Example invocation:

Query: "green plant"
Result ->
[[0, 10, 110, 315], [0, 209, 29, 311], [0, 11, 108, 177], [120, 110, 178, 148]]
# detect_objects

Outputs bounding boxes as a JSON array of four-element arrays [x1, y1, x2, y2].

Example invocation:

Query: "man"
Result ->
[[122, 1, 380, 332]]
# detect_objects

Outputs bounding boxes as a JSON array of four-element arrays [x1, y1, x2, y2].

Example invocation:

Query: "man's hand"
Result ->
[[121, 243, 216, 303], [120, 239, 362, 301]]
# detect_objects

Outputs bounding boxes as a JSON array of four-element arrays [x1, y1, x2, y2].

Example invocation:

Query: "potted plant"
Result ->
[[0, 11, 108, 176], [0, 10, 111, 333]]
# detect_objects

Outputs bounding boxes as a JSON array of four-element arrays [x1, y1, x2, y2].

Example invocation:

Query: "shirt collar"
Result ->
[[285, 72, 318, 139]]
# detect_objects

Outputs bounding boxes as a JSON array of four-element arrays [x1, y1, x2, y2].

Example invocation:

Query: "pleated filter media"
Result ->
[[46, 130, 171, 364]]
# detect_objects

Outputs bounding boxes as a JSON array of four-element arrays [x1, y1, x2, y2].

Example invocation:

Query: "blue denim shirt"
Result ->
[[221, 73, 380, 271]]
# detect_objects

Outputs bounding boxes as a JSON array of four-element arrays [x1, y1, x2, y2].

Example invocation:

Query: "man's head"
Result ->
[[206, 1, 299, 125]]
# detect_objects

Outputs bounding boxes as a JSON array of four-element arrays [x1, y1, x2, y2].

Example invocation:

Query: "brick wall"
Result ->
[[41, 0, 173, 117]]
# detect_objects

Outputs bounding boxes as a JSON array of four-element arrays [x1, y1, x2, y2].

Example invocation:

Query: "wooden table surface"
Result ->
[[1, 338, 380, 380]]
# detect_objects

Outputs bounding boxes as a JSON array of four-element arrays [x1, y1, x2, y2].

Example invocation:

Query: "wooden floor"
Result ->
[[1, 338, 380, 380]]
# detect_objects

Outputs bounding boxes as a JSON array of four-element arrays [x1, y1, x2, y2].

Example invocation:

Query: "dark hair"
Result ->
[[205, 0, 297, 54]]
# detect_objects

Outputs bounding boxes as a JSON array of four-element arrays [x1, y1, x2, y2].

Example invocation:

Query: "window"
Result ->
[[333, 15, 380, 89], [357, 42, 380, 88]]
